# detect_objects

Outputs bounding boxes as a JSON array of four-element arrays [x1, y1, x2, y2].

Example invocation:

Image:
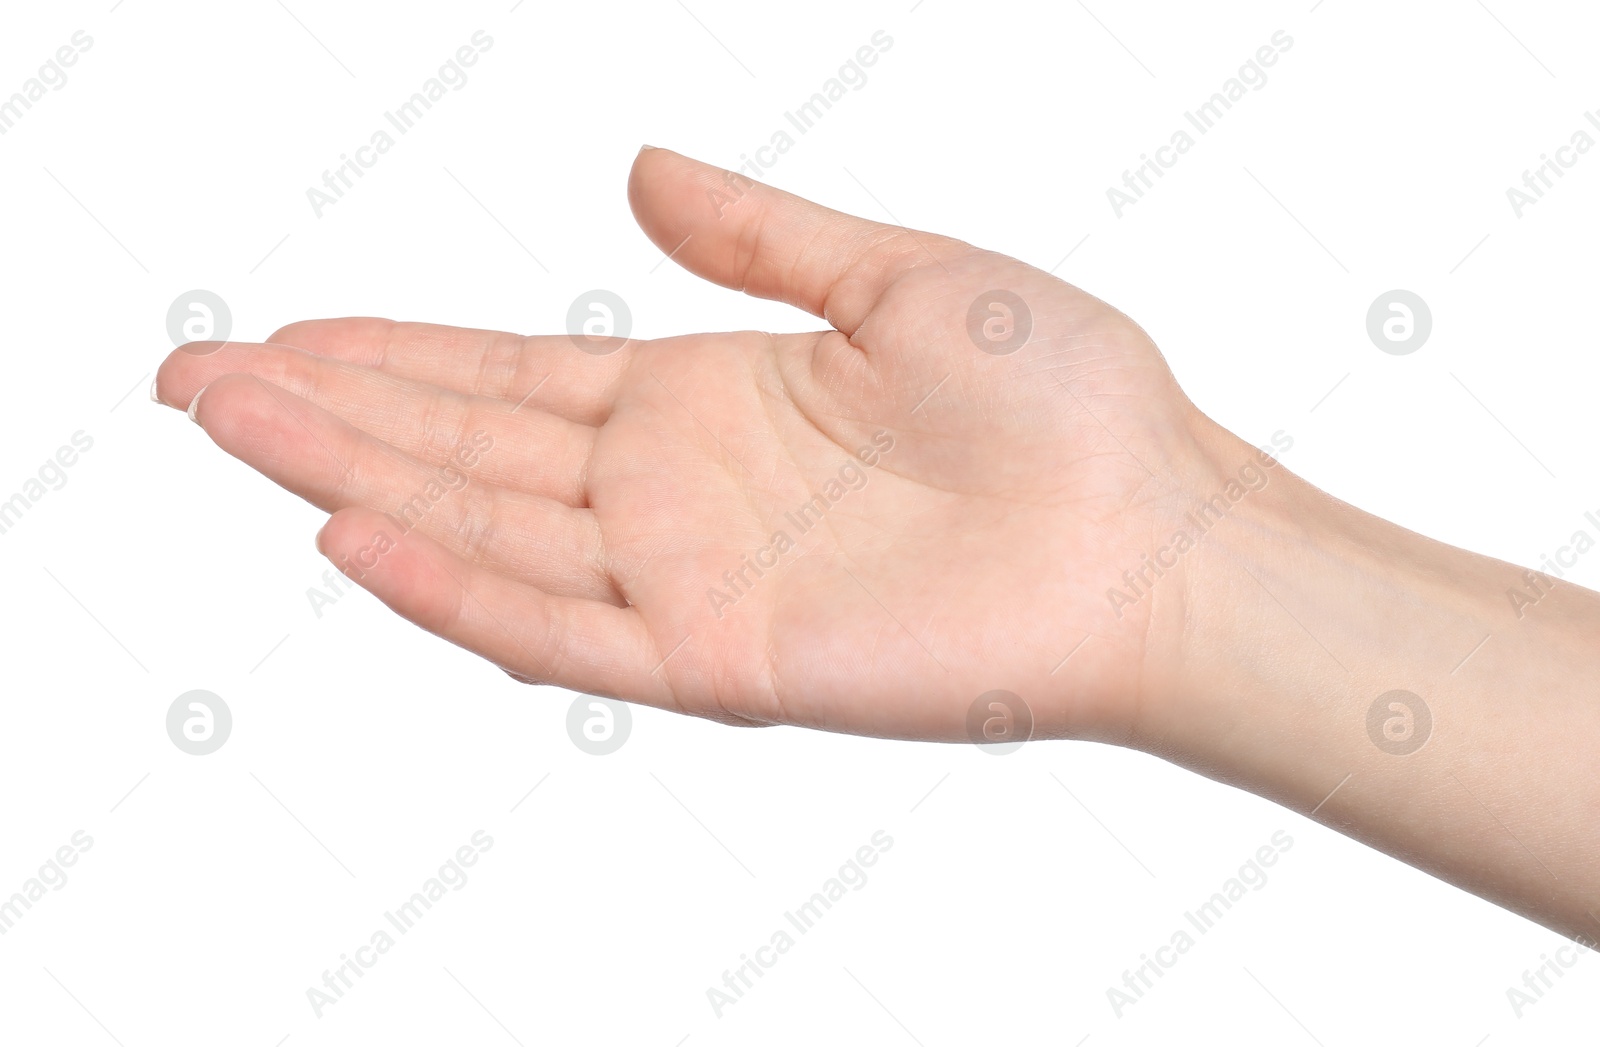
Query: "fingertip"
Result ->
[[316, 506, 377, 562], [626, 145, 685, 235], [151, 356, 174, 408], [154, 342, 251, 416], [622, 146, 935, 332], [185, 372, 313, 463], [314, 513, 337, 557], [314, 507, 393, 585], [183, 371, 248, 430], [153, 345, 217, 413], [314, 506, 461, 635]]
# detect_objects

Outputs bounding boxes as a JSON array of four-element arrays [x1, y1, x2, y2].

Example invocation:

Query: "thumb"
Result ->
[[627, 147, 966, 337]]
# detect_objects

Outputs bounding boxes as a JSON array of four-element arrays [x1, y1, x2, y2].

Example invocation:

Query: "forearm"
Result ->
[[1140, 419, 1600, 942]]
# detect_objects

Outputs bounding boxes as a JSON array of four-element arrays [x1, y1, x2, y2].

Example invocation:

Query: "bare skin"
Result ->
[[156, 147, 1600, 945]]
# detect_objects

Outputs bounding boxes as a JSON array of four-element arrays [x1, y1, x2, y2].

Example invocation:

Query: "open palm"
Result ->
[[157, 149, 1216, 744]]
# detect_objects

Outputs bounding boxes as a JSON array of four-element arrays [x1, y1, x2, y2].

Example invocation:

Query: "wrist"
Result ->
[[1131, 418, 1600, 939], [1131, 419, 1493, 775]]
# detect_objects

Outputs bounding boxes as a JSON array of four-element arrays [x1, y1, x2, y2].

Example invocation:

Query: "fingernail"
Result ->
[[639, 143, 657, 152], [187, 385, 206, 425], [149, 375, 162, 404]]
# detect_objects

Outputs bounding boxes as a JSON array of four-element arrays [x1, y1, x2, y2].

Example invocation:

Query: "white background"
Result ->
[[1, 0, 1597, 1043]]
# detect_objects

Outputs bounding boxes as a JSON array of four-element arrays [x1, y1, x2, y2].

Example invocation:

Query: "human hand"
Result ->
[[154, 147, 1231, 744], [155, 147, 1600, 944]]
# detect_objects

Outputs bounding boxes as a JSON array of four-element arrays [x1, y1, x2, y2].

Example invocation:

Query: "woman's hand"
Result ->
[[157, 147, 1600, 945], [155, 147, 1226, 744]]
